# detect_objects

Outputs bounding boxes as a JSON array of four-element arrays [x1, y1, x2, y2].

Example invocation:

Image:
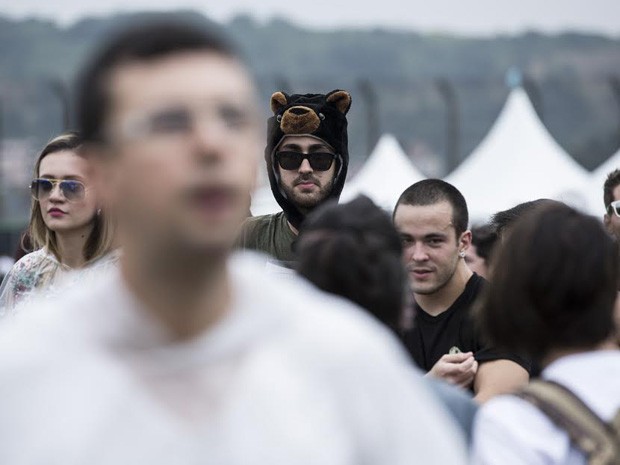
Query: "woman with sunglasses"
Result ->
[[0, 132, 117, 315]]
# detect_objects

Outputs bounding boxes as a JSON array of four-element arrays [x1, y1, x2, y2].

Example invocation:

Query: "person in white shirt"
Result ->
[[0, 19, 467, 465], [472, 203, 620, 465]]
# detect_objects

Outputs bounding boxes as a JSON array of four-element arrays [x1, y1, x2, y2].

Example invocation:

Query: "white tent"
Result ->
[[445, 87, 594, 222], [250, 183, 280, 216], [589, 147, 620, 215], [340, 134, 425, 211]]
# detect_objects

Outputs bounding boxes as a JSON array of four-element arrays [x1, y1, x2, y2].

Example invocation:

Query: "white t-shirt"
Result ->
[[472, 350, 620, 465], [0, 252, 466, 465]]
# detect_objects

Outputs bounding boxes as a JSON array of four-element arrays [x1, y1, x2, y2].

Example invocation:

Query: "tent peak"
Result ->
[[505, 67, 523, 89]]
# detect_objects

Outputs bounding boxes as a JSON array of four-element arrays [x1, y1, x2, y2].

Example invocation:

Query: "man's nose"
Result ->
[[298, 158, 313, 173], [192, 117, 228, 162], [410, 243, 429, 262]]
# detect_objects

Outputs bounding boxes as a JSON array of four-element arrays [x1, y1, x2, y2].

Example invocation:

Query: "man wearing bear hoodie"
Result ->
[[238, 90, 351, 266]]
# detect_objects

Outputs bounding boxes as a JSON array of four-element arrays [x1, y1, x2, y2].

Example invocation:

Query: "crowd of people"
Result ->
[[0, 17, 618, 465]]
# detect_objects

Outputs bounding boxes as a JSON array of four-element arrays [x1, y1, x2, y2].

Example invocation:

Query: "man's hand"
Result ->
[[426, 352, 478, 389]]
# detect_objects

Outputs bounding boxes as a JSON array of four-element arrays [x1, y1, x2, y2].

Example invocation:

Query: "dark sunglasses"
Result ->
[[276, 151, 336, 171], [30, 178, 86, 202]]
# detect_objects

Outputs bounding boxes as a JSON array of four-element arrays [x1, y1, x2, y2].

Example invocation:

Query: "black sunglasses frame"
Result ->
[[276, 151, 337, 172]]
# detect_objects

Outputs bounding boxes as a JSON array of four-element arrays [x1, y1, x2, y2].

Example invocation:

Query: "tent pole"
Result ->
[[358, 79, 380, 159], [435, 78, 460, 175]]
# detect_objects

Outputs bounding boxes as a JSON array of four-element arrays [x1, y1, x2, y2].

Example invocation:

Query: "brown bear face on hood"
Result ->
[[270, 90, 351, 136], [264, 89, 352, 230]]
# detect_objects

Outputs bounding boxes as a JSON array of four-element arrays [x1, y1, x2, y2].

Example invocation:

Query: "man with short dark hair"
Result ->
[[393, 179, 530, 403], [603, 168, 620, 240], [0, 20, 467, 464], [238, 90, 351, 266], [296, 194, 478, 441]]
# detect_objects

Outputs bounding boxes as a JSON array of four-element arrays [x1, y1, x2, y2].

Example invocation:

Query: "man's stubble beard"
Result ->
[[281, 177, 335, 212], [411, 255, 460, 297]]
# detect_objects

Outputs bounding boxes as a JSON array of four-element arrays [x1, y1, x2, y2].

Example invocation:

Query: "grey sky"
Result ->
[[1, 0, 619, 36]]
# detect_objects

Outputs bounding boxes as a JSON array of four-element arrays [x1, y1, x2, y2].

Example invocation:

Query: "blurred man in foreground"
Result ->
[[0, 19, 467, 464], [393, 179, 530, 403]]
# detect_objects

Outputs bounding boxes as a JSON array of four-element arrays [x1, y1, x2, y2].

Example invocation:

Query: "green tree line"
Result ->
[[0, 10, 619, 173]]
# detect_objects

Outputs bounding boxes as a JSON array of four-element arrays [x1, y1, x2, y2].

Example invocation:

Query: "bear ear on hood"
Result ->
[[270, 91, 289, 115], [326, 90, 352, 115]]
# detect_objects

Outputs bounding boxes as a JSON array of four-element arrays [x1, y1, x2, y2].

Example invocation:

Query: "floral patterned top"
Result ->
[[0, 248, 120, 317]]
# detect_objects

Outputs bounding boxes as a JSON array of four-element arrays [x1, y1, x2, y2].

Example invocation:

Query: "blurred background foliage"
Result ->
[[0, 10, 619, 174]]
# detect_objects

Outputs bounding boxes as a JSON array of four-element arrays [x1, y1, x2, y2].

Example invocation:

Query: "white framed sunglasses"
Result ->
[[608, 200, 620, 217]]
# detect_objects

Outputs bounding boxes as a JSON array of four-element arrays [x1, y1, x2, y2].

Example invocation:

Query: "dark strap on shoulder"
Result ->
[[516, 380, 620, 465]]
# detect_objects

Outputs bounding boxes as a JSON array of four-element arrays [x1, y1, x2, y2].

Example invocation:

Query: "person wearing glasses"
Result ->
[[603, 169, 620, 241], [0, 132, 117, 315], [237, 90, 352, 267], [0, 21, 467, 464]]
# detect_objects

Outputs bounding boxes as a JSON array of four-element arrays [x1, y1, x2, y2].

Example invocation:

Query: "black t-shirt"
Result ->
[[403, 274, 530, 373]]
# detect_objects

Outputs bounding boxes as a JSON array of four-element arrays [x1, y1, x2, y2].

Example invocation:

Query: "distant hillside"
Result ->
[[1, 11, 619, 173]]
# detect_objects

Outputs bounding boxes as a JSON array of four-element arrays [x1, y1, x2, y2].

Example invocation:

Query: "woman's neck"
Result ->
[[54, 224, 94, 269]]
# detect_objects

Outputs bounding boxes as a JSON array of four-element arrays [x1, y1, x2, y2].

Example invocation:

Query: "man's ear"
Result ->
[[270, 91, 288, 114], [604, 213, 612, 230], [460, 230, 473, 252], [326, 90, 352, 115]]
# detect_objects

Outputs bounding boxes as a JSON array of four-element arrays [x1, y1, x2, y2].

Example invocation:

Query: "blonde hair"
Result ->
[[28, 132, 114, 264]]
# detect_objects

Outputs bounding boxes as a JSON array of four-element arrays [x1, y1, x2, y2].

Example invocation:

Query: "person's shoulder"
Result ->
[[0, 270, 118, 359], [478, 394, 549, 427], [10, 248, 50, 272], [239, 213, 281, 244], [0, 249, 51, 309], [468, 272, 487, 295], [242, 212, 282, 228], [472, 393, 569, 464]]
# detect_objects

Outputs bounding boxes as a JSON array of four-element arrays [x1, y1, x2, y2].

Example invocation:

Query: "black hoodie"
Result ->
[[264, 89, 351, 230]]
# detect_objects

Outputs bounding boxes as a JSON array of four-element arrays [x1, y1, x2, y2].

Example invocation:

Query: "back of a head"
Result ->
[[470, 224, 497, 261], [479, 203, 619, 362], [491, 199, 563, 240], [395, 179, 468, 237], [76, 18, 240, 144], [296, 195, 406, 332]]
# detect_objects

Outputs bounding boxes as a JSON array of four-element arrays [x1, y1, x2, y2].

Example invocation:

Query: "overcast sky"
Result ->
[[2, 0, 619, 36]]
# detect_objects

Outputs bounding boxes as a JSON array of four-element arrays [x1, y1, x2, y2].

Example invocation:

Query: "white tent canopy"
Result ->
[[250, 183, 280, 217], [445, 87, 594, 222], [340, 134, 425, 211]]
